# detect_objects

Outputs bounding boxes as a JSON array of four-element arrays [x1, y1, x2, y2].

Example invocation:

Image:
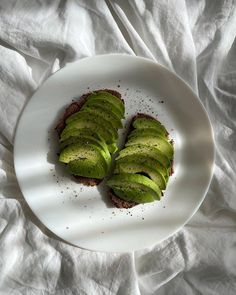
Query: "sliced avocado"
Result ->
[[126, 134, 174, 160], [60, 136, 111, 168], [108, 143, 118, 153], [98, 91, 125, 113], [128, 128, 168, 139], [65, 112, 118, 141], [60, 119, 115, 144], [60, 128, 118, 154], [107, 173, 161, 200], [60, 128, 103, 142], [114, 162, 166, 190], [83, 98, 123, 119], [133, 118, 168, 136], [68, 158, 106, 179], [65, 110, 119, 137], [60, 135, 107, 152], [113, 187, 155, 203], [116, 144, 170, 168], [70, 106, 123, 129], [81, 103, 123, 127], [116, 154, 169, 181], [59, 142, 108, 172], [86, 91, 124, 116]]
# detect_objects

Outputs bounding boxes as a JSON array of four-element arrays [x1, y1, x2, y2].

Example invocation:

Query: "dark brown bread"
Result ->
[[109, 190, 137, 209], [108, 113, 173, 209], [73, 175, 101, 186], [55, 89, 123, 186]]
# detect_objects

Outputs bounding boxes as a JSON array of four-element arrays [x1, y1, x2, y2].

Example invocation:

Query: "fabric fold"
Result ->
[[0, 0, 235, 294]]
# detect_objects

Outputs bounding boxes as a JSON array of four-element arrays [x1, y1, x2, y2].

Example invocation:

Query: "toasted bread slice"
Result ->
[[108, 113, 174, 208], [55, 89, 123, 186]]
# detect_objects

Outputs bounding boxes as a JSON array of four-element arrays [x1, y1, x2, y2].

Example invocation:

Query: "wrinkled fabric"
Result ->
[[0, 0, 236, 294]]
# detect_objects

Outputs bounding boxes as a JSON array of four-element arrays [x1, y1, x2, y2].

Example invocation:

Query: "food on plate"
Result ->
[[107, 114, 174, 208], [55, 89, 124, 185]]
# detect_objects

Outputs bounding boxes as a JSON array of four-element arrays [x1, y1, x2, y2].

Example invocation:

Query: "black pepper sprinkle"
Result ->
[[117, 85, 120, 88], [66, 227, 69, 229]]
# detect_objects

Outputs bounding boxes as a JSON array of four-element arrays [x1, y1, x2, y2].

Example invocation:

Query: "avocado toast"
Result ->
[[55, 89, 124, 185], [107, 114, 174, 208]]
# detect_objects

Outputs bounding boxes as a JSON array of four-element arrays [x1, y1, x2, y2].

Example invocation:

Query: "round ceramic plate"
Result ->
[[14, 54, 215, 252]]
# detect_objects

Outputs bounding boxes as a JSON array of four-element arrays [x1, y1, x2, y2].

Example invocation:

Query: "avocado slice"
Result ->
[[83, 98, 123, 119], [68, 158, 106, 179], [86, 91, 124, 116], [60, 119, 115, 144], [116, 154, 169, 181], [114, 162, 166, 190], [133, 118, 168, 136], [65, 110, 119, 138], [116, 144, 170, 168], [107, 173, 162, 200], [126, 134, 174, 160], [60, 128, 118, 154], [60, 134, 107, 151], [60, 128, 103, 142], [69, 106, 123, 129], [128, 128, 168, 140], [113, 187, 155, 203], [108, 143, 118, 153], [60, 136, 111, 168], [65, 112, 118, 141], [59, 142, 108, 172]]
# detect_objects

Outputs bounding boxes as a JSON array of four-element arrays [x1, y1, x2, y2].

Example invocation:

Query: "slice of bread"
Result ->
[[55, 89, 123, 186], [108, 113, 174, 208]]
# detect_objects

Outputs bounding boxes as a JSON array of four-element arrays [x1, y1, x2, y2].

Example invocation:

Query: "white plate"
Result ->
[[14, 54, 215, 252]]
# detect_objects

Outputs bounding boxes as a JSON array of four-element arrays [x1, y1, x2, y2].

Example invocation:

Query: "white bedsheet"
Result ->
[[0, 0, 236, 294]]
